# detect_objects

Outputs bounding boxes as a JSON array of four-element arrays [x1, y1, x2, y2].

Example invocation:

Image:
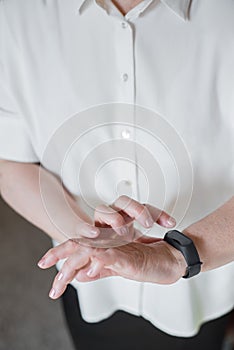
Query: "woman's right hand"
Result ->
[[76, 194, 176, 240]]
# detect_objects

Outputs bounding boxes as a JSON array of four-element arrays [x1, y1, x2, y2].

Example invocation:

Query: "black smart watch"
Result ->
[[164, 230, 202, 279]]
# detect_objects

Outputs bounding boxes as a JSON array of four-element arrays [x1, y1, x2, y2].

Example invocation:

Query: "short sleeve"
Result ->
[[0, 2, 38, 163], [0, 70, 39, 163]]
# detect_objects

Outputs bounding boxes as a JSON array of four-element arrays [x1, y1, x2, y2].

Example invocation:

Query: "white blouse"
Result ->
[[0, 0, 234, 336]]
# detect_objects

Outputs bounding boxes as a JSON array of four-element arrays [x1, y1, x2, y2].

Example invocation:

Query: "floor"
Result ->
[[0, 198, 74, 350]]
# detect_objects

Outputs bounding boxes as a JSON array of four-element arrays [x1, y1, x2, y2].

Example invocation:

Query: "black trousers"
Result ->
[[62, 284, 230, 350]]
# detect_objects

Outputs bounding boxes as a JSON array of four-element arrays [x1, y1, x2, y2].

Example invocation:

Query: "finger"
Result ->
[[37, 239, 82, 269], [49, 249, 92, 299], [86, 257, 105, 278], [76, 266, 117, 282], [112, 195, 154, 228], [79, 244, 146, 282], [75, 221, 100, 238], [75, 255, 118, 281], [89, 248, 126, 275], [94, 204, 129, 236], [144, 204, 176, 228], [49, 269, 77, 299]]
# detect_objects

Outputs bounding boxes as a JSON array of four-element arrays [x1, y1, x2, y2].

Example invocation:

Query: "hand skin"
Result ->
[[112, 0, 143, 15], [0, 160, 175, 277], [0, 160, 175, 242], [39, 237, 185, 299], [38, 196, 234, 300], [37, 195, 178, 299], [0, 160, 102, 242], [183, 196, 234, 272]]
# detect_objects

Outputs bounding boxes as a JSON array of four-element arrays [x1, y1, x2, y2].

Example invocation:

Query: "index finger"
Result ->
[[112, 195, 154, 228], [37, 239, 90, 269]]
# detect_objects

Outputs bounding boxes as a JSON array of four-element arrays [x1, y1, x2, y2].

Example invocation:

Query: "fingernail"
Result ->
[[87, 267, 95, 277], [145, 217, 154, 227], [49, 288, 56, 298], [37, 259, 45, 268], [90, 228, 100, 236], [167, 217, 176, 227], [87, 261, 99, 278], [57, 272, 63, 281]]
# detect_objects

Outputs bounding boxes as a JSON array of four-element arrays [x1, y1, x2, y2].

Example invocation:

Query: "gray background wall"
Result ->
[[0, 198, 73, 350]]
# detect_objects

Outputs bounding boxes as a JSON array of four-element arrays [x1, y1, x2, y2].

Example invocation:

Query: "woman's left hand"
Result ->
[[38, 195, 185, 299], [38, 236, 186, 299]]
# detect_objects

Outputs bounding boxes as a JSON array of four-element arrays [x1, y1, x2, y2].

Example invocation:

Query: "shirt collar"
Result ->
[[76, 0, 192, 21], [161, 0, 191, 20]]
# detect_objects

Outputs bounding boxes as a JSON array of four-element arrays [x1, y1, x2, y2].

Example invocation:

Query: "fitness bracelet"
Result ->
[[164, 230, 203, 279]]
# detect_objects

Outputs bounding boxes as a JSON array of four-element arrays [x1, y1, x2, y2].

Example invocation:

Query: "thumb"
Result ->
[[86, 248, 133, 279]]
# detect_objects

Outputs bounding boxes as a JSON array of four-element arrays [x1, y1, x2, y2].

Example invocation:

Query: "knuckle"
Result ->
[[143, 205, 151, 217], [46, 247, 54, 255], [139, 205, 150, 218], [115, 195, 134, 211], [64, 258, 75, 270], [132, 202, 144, 216], [84, 246, 93, 255], [107, 248, 115, 256], [47, 248, 57, 259], [67, 239, 79, 249], [111, 214, 125, 227]]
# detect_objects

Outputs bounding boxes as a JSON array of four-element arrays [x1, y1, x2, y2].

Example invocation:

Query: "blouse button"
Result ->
[[122, 73, 129, 82], [121, 22, 128, 29]]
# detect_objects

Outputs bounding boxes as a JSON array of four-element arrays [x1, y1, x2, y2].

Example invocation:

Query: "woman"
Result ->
[[1, 0, 234, 349]]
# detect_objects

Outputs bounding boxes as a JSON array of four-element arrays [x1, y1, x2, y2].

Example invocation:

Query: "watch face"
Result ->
[[164, 230, 202, 279], [166, 230, 192, 246]]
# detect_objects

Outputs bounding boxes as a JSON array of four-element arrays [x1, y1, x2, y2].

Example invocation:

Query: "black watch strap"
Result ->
[[164, 230, 202, 279]]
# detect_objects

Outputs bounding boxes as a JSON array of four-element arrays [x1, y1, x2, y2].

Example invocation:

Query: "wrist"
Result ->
[[164, 241, 187, 278], [182, 228, 205, 272], [164, 230, 203, 278], [148, 240, 187, 284]]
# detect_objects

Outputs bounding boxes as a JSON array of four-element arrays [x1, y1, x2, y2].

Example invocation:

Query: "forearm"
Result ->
[[0, 161, 92, 243], [184, 196, 234, 272], [37, 196, 234, 292]]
